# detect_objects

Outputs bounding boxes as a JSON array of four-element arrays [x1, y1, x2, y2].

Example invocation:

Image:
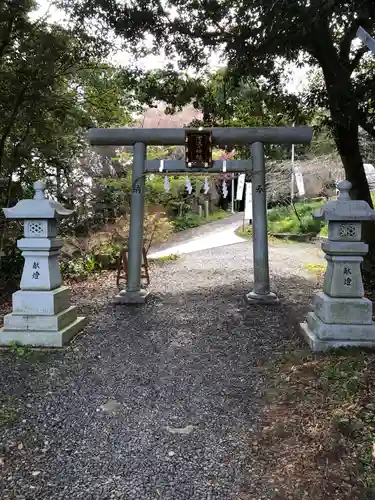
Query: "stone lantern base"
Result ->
[[299, 180, 375, 352], [0, 286, 87, 347], [300, 291, 375, 351]]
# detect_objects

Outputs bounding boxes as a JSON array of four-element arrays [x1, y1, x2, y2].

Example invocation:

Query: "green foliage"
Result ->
[[0, 3, 99, 203], [304, 263, 327, 275], [78, 65, 136, 127], [319, 223, 328, 237], [269, 216, 321, 235], [8, 341, 30, 358], [60, 253, 100, 279], [235, 226, 253, 240], [0, 0, 139, 239], [267, 201, 324, 235], [99, 174, 212, 218], [150, 253, 180, 262], [0, 1, 139, 276], [92, 242, 121, 269], [146, 175, 189, 212], [235, 224, 290, 244], [60, 244, 118, 279], [0, 252, 24, 283], [206, 210, 230, 223], [171, 213, 202, 232], [171, 209, 228, 232], [65, 0, 375, 204], [60, 241, 120, 279], [59, 210, 174, 279]]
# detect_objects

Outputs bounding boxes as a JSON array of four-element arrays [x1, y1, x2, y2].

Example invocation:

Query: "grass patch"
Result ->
[[235, 225, 253, 239], [171, 209, 229, 232], [0, 342, 54, 364], [235, 225, 292, 244], [258, 348, 375, 499], [304, 262, 327, 276], [267, 200, 324, 235], [205, 209, 230, 223], [149, 253, 180, 263]]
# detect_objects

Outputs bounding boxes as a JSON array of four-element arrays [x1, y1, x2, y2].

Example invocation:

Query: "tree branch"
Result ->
[[359, 117, 375, 139], [0, 85, 28, 173], [0, 15, 16, 63]]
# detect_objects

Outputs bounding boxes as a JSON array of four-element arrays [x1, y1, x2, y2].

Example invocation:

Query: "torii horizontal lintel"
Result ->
[[145, 159, 252, 173], [87, 126, 313, 147]]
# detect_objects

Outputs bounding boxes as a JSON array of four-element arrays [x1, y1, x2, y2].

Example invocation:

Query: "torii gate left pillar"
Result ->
[[88, 126, 312, 304]]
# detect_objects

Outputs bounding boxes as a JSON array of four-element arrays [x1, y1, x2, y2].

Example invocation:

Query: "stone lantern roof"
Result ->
[[313, 180, 375, 221], [3, 181, 73, 220]]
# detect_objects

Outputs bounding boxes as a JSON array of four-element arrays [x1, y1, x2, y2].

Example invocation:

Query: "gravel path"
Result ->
[[0, 231, 322, 499]]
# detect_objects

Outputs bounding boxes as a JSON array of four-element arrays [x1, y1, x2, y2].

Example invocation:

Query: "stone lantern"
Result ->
[[301, 180, 375, 351], [0, 181, 86, 347]]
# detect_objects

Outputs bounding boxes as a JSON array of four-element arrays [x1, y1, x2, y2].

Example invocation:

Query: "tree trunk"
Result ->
[[320, 59, 371, 199], [333, 123, 375, 270], [321, 58, 375, 271], [334, 122, 372, 206]]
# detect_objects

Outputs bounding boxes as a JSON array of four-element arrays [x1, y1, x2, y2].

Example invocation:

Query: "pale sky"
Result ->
[[34, 0, 310, 93]]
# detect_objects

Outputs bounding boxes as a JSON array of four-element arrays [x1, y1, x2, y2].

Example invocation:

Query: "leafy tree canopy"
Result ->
[[0, 0, 136, 208], [128, 62, 319, 163], [63, 0, 375, 205]]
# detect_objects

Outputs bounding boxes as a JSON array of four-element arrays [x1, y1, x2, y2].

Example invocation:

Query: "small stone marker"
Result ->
[[166, 424, 195, 435], [0, 180, 86, 347], [100, 400, 122, 414], [300, 180, 375, 351]]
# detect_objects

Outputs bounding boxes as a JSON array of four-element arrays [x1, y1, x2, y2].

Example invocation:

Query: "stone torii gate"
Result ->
[[88, 126, 312, 304]]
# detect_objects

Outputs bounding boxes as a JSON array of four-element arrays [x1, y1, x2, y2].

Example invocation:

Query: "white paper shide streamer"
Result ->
[[163, 175, 170, 193], [236, 173, 245, 201], [294, 166, 305, 196], [204, 177, 209, 194], [185, 176, 193, 195], [222, 179, 228, 198], [244, 182, 253, 220]]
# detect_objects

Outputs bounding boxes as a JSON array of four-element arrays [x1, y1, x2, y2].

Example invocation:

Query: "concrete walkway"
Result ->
[[148, 213, 247, 258], [148, 213, 324, 276]]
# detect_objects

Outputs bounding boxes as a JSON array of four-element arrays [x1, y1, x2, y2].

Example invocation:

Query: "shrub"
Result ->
[[60, 213, 174, 279], [60, 253, 99, 279], [91, 242, 121, 269], [0, 253, 23, 285], [298, 214, 322, 234], [172, 213, 202, 232], [320, 223, 328, 237], [267, 200, 324, 235], [267, 205, 291, 222]]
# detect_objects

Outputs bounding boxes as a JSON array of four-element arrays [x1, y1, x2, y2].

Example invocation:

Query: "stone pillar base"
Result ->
[[0, 317, 86, 348], [300, 321, 375, 352], [245, 290, 279, 305], [115, 289, 149, 304], [313, 291, 372, 324], [0, 286, 86, 347]]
